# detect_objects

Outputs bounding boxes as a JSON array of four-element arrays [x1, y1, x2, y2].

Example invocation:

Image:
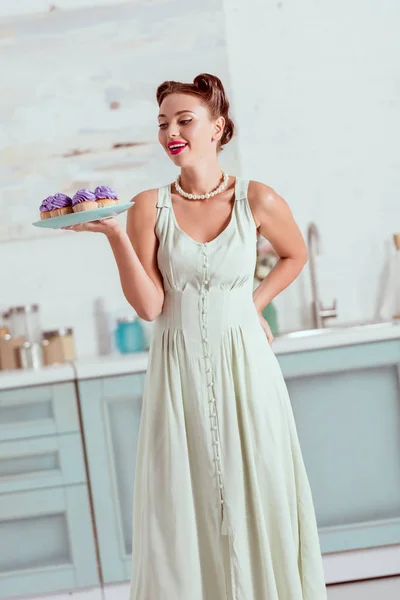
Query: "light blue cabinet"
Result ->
[[0, 382, 99, 598], [78, 372, 145, 583], [0, 382, 80, 441], [0, 486, 98, 597], [277, 339, 400, 554], [0, 433, 86, 493], [1, 337, 399, 595], [76, 339, 400, 584]]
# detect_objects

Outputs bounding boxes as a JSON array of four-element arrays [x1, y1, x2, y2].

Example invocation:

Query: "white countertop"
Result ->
[[272, 320, 400, 355], [0, 353, 149, 390], [73, 351, 149, 380], [0, 363, 75, 390], [0, 321, 399, 390]]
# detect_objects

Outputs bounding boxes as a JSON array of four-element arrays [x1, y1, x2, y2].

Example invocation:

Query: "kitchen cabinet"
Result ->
[[0, 433, 86, 493], [1, 328, 399, 595], [279, 339, 400, 553], [0, 382, 99, 598], [0, 486, 99, 598], [78, 340, 400, 583], [0, 382, 80, 441], [78, 372, 145, 583]]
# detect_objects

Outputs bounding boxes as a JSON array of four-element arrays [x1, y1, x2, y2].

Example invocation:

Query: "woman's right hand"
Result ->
[[62, 189, 164, 321], [62, 217, 123, 239]]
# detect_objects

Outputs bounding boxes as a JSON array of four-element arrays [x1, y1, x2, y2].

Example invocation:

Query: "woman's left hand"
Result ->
[[258, 313, 274, 345]]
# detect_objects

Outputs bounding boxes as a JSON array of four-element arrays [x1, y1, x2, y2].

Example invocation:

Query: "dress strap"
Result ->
[[234, 177, 256, 232], [235, 177, 250, 202], [156, 183, 172, 209], [155, 183, 172, 244]]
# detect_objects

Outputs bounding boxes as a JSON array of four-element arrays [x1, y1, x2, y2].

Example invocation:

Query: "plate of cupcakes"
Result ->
[[33, 186, 135, 229]]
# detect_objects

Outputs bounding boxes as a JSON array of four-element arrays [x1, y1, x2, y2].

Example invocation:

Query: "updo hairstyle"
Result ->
[[156, 73, 235, 151]]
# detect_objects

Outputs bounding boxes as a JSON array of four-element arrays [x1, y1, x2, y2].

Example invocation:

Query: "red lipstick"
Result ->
[[168, 141, 188, 155]]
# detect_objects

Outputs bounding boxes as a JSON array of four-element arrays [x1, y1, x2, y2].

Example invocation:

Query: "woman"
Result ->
[[65, 73, 327, 599]]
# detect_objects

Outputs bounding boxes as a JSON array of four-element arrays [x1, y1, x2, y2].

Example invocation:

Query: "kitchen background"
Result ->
[[1, 0, 399, 357], [1, 0, 239, 357], [1, 1, 400, 599]]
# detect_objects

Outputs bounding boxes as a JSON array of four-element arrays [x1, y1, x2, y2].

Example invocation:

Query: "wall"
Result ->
[[223, 0, 400, 331], [1, 0, 400, 357], [0, 0, 237, 357]]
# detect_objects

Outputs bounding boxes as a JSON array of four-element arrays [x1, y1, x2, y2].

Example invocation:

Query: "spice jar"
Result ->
[[0, 334, 26, 370], [9, 305, 41, 343], [0, 326, 9, 337], [16, 342, 44, 370], [42, 328, 76, 365]]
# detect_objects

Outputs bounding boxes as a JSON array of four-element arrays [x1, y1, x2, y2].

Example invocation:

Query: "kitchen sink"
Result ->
[[275, 320, 399, 339]]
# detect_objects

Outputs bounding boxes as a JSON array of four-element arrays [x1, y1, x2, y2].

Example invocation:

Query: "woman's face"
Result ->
[[158, 93, 224, 166]]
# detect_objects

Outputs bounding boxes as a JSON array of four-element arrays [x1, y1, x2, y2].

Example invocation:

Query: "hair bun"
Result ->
[[221, 117, 234, 147], [193, 73, 223, 95]]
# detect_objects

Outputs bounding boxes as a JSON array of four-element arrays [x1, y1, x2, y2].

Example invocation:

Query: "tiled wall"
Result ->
[[2, 0, 399, 356]]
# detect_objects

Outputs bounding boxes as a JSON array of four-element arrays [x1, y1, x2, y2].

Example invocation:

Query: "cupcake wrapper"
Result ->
[[40, 211, 53, 220], [72, 201, 98, 212], [96, 198, 119, 208], [49, 207, 73, 218]]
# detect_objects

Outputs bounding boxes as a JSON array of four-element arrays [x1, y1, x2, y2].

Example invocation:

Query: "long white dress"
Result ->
[[129, 177, 327, 600]]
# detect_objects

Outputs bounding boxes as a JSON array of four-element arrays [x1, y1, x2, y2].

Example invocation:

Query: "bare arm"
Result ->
[[248, 181, 308, 315], [64, 189, 164, 321], [106, 189, 164, 321]]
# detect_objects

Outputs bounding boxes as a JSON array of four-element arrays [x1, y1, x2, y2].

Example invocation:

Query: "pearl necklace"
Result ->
[[174, 170, 229, 200]]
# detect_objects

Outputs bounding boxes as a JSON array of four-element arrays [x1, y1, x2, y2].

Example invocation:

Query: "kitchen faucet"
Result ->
[[307, 222, 338, 328]]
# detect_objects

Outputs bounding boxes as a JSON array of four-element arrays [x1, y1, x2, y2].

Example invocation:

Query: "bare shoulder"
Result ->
[[127, 187, 159, 227], [247, 180, 291, 228], [248, 180, 287, 210], [130, 188, 158, 213]]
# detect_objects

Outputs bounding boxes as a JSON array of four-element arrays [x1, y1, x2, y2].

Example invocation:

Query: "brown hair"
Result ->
[[156, 73, 235, 151]]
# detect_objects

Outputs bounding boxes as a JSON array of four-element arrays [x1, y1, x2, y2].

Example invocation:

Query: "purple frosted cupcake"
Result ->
[[72, 188, 97, 213], [94, 185, 119, 208], [39, 193, 73, 220]]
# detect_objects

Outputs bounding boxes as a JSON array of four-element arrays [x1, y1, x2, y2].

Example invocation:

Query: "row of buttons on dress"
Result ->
[[200, 243, 226, 533]]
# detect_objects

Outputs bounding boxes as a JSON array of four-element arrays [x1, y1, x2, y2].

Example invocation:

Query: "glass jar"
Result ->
[[115, 318, 144, 354], [42, 328, 76, 365], [16, 341, 44, 370], [1, 310, 10, 337], [9, 304, 41, 343], [0, 334, 26, 370]]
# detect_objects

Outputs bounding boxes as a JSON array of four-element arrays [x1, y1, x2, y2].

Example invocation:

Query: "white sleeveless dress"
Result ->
[[129, 178, 327, 600]]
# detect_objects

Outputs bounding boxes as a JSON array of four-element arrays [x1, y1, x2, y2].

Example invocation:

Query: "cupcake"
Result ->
[[40, 193, 73, 220], [94, 185, 119, 208], [72, 189, 97, 212]]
